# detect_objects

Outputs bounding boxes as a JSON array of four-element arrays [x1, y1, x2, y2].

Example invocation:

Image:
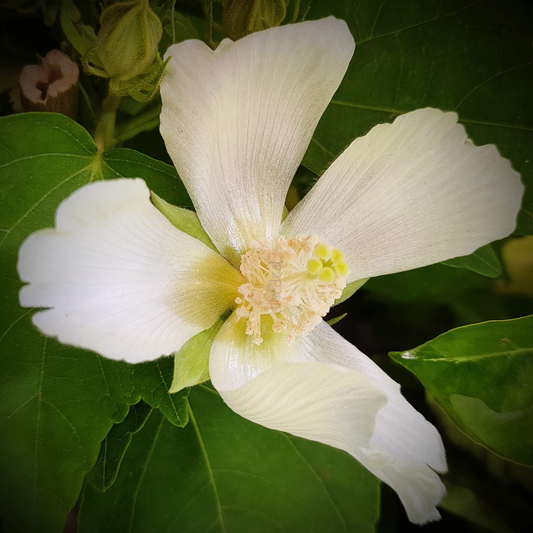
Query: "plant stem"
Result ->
[[94, 88, 121, 152], [114, 103, 161, 143], [204, 0, 215, 49], [60, 0, 90, 56]]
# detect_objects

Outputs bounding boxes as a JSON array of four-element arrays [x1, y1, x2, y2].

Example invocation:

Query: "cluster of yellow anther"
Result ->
[[234, 235, 349, 345], [306, 245, 349, 282]]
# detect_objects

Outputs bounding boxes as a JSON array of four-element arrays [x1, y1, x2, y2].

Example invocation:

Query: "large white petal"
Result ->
[[219, 362, 386, 458], [282, 108, 524, 282], [209, 313, 446, 524], [304, 322, 447, 524], [209, 313, 386, 462], [160, 17, 354, 266], [18, 179, 243, 363]]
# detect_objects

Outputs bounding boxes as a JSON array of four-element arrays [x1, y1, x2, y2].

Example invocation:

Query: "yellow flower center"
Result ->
[[235, 235, 349, 345]]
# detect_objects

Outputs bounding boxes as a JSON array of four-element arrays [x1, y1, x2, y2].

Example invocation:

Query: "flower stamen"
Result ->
[[235, 235, 349, 345]]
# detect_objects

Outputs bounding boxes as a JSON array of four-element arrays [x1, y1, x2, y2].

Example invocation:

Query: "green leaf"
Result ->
[[390, 315, 533, 465], [79, 385, 380, 533], [159, 9, 200, 53], [133, 358, 190, 427], [440, 481, 513, 533], [442, 244, 502, 278], [103, 147, 192, 208], [304, 0, 533, 235], [86, 402, 153, 492], [0, 112, 192, 532], [365, 263, 489, 302], [0, 335, 134, 533], [154, 0, 200, 55]]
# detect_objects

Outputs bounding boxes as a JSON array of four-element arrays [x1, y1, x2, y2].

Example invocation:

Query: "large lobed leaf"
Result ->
[[390, 315, 533, 466], [86, 402, 153, 492], [0, 113, 191, 532], [79, 385, 380, 533]]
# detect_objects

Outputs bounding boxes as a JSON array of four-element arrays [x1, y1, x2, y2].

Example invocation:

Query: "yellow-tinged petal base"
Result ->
[[17, 178, 245, 363], [179, 251, 246, 329]]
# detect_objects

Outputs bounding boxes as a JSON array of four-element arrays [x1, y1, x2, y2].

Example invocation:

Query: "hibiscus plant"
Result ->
[[1, 1, 532, 533]]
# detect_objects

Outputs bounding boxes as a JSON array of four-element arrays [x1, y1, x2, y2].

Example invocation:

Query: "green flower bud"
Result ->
[[95, 0, 162, 82], [222, 0, 287, 40], [258, 0, 287, 29]]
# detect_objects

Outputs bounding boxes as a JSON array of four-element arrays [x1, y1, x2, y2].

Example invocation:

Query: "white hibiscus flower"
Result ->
[[17, 17, 523, 524]]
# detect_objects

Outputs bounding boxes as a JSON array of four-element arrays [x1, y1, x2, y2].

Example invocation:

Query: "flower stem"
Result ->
[[94, 88, 121, 152], [204, 0, 215, 49], [114, 103, 161, 143]]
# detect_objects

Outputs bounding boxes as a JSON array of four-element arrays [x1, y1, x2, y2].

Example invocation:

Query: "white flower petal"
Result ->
[[209, 314, 386, 461], [303, 322, 447, 524], [18, 179, 243, 363], [219, 361, 387, 458], [160, 17, 354, 265], [282, 108, 523, 282], [209, 313, 446, 524]]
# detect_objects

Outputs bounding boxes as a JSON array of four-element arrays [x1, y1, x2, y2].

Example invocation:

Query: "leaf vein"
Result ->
[[127, 413, 164, 533], [282, 434, 350, 533], [0, 164, 94, 248], [357, 0, 487, 44], [187, 400, 227, 533]]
